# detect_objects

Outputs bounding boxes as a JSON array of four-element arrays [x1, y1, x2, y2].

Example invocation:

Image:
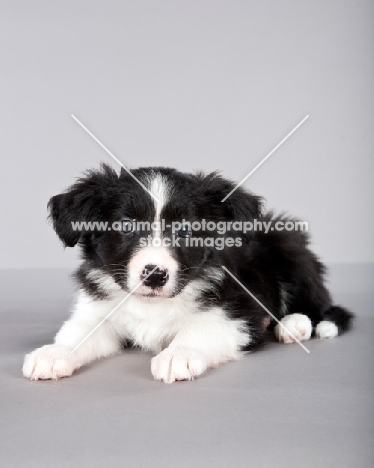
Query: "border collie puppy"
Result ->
[[23, 165, 353, 383]]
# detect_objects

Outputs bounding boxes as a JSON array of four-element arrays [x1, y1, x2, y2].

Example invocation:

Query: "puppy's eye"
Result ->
[[121, 218, 134, 234], [176, 225, 191, 238]]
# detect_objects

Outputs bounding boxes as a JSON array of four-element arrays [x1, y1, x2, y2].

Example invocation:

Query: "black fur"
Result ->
[[49, 164, 353, 349]]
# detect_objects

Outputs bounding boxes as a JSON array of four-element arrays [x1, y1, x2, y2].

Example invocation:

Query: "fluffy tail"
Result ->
[[320, 305, 354, 335]]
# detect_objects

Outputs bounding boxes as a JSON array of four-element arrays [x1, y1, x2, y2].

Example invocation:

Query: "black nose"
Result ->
[[141, 264, 169, 289]]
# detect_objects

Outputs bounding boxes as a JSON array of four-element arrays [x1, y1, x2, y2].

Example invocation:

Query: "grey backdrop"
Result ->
[[0, 0, 373, 268], [1, 3, 373, 467]]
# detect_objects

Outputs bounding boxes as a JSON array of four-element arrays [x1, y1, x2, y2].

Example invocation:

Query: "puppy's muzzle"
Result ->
[[141, 265, 169, 289]]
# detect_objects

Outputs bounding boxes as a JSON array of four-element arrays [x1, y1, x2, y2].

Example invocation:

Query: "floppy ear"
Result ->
[[48, 164, 119, 247], [197, 172, 263, 222]]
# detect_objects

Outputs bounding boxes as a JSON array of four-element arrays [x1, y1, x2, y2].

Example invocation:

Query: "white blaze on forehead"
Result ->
[[126, 172, 176, 295], [148, 173, 169, 238]]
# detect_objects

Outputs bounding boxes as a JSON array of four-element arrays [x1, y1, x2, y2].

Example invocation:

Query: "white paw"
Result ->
[[23, 344, 77, 380], [275, 313, 312, 343], [151, 347, 208, 383], [315, 320, 338, 339]]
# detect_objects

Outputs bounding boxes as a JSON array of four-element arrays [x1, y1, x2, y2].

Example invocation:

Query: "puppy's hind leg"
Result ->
[[274, 313, 313, 343], [276, 261, 354, 342], [315, 305, 354, 339]]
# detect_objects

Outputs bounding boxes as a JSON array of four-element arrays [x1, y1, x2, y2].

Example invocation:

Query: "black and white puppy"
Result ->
[[23, 165, 353, 383]]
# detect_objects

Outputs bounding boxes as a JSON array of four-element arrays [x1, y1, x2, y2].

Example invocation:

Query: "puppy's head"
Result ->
[[49, 165, 262, 298]]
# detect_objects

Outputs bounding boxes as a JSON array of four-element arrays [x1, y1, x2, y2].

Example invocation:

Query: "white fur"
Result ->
[[149, 173, 168, 238], [86, 269, 122, 293], [23, 173, 248, 383], [151, 347, 208, 383], [127, 246, 178, 296], [22, 345, 77, 380], [315, 320, 338, 339], [274, 313, 312, 343], [126, 173, 177, 296], [23, 283, 250, 382]]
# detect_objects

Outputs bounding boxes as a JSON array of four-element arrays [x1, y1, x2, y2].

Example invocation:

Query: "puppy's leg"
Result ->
[[276, 248, 353, 341], [23, 292, 122, 380], [315, 305, 353, 339], [151, 308, 249, 383], [274, 313, 312, 343]]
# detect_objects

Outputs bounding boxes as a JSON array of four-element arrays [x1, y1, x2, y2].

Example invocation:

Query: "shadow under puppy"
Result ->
[[23, 165, 353, 383]]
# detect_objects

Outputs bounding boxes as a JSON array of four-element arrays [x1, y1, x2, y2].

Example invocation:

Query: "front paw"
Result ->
[[151, 347, 208, 383], [23, 344, 77, 380]]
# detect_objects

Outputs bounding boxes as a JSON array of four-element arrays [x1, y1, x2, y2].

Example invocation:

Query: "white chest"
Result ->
[[106, 292, 199, 352]]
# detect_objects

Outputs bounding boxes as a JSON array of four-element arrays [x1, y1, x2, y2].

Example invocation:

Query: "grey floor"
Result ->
[[1, 265, 373, 468]]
